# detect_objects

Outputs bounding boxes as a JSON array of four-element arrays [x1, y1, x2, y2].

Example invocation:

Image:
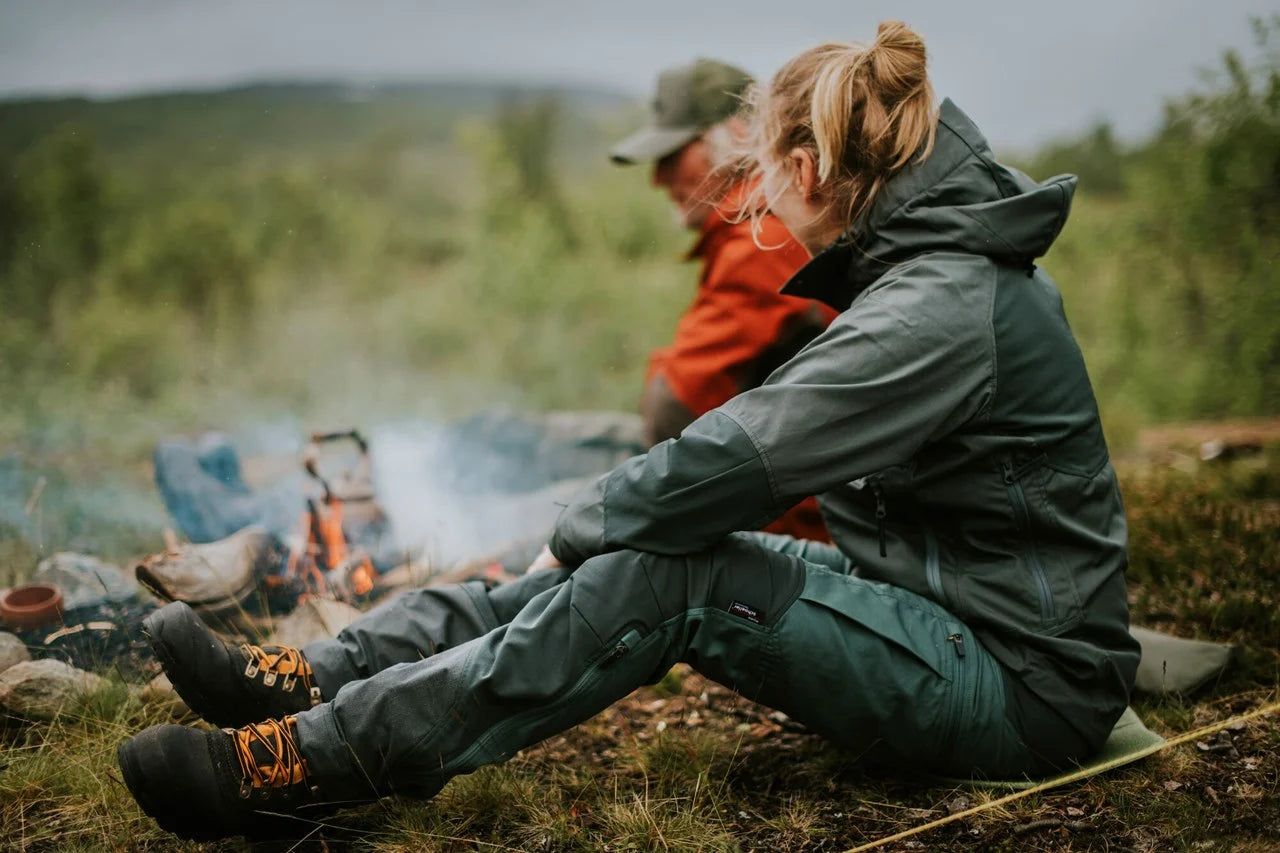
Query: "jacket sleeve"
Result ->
[[550, 263, 995, 567]]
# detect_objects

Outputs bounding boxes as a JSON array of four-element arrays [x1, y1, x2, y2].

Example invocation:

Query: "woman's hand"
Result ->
[[525, 544, 564, 574]]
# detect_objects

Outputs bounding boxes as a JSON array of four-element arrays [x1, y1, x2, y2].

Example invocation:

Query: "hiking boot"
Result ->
[[118, 716, 324, 840], [143, 601, 321, 727]]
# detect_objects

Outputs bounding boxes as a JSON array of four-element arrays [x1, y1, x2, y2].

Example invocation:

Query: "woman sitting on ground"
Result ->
[[118, 20, 1139, 841]]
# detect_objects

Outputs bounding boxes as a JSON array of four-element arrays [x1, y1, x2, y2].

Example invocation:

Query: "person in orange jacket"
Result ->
[[611, 58, 836, 542]]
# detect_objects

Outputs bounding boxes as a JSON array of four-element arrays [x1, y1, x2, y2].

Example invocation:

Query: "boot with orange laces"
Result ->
[[143, 601, 322, 727], [118, 716, 327, 840]]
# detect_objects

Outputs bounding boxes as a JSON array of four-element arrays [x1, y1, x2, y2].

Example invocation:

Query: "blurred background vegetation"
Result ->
[[0, 18, 1277, 563]]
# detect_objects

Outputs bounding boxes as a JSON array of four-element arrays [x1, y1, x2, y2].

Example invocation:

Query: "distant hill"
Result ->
[[0, 79, 635, 163]]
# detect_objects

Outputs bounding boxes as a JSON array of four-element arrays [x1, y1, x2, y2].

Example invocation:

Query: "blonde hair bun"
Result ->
[[870, 20, 930, 103], [741, 20, 938, 232]]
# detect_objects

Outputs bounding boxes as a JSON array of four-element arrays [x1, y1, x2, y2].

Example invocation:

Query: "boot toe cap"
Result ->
[[119, 724, 235, 840]]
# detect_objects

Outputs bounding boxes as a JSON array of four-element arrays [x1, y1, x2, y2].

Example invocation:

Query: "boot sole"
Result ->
[[142, 602, 240, 728]]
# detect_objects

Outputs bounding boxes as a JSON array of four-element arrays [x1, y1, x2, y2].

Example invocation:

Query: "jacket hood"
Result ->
[[782, 99, 1076, 309]]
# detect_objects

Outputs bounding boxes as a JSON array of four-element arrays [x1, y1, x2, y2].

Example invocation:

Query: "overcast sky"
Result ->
[[1, 0, 1273, 149]]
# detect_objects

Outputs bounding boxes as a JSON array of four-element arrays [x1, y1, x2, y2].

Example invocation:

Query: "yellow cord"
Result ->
[[844, 699, 1280, 853]]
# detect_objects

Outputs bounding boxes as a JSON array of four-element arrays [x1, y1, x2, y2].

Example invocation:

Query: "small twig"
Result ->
[[284, 822, 325, 852], [24, 475, 47, 517]]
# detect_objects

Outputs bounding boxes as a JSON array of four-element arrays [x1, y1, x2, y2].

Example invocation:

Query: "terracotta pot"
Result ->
[[0, 583, 64, 632]]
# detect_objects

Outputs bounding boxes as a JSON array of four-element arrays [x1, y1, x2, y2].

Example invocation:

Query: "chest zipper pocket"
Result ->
[[870, 478, 888, 558], [1002, 456, 1054, 622]]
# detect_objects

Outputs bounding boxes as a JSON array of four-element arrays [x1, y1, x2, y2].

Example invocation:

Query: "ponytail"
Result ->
[[741, 20, 937, 235]]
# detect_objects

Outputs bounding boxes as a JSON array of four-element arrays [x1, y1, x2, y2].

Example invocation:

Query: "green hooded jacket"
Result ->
[[551, 99, 1140, 750]]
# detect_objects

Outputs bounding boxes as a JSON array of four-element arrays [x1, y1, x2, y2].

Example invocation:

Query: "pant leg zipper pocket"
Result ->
[[599, 628, 643, 669]]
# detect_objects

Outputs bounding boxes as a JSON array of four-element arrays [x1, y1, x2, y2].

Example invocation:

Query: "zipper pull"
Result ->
[[871, 481, 887, 558], [947, 632, 966, 658], [600, 629, 641, 669], [600, 642, 629, 668], [1001, 460, 1015, 485]]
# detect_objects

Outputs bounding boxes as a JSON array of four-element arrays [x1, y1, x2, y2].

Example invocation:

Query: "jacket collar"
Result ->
[[777, 238, 860, 309], [778, 99, 977, 310]]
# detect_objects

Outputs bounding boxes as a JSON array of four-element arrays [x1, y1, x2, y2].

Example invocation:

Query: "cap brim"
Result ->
[[609, 125, 700, 165]]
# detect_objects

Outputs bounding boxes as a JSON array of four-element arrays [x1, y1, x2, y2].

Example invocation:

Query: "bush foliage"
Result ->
[[1033, 16, 1280, 424]]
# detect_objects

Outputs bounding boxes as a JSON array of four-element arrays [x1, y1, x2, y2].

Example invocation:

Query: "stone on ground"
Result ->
[[0, 659, 107, 720]]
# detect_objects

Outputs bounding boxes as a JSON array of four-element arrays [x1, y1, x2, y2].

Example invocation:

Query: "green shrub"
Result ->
[[1043, 16, 1280, 428], [112, 197, 253, 319], [3, 124, 108, 322], [64, 290, 187, 400], [1023, 121, 1127, 195]]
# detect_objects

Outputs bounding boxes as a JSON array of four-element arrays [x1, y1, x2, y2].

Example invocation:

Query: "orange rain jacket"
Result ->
[[644, 186, 837, 542]]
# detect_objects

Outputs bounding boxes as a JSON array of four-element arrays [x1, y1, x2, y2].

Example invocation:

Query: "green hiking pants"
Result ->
[[294, 533, 1038, 802]]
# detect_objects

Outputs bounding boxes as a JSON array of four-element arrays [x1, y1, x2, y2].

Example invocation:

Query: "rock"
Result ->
[[267, 598, 363, 648], [137, 672, 190, 716], [34, 552, 138, 611], [0, 659, 107, 720], [143, 671, 175, 696], [0, 632, 30, 673]]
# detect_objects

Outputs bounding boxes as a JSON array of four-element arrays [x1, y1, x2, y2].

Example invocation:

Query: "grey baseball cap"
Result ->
[[610, 58, 753, 165]]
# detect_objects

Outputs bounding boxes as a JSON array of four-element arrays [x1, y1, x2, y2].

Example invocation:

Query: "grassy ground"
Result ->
[[1, 439, 1276, 852]]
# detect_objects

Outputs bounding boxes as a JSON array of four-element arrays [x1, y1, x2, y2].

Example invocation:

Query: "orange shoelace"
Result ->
[[232, 716, 311, 796], [240, 643, 318, 700]]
